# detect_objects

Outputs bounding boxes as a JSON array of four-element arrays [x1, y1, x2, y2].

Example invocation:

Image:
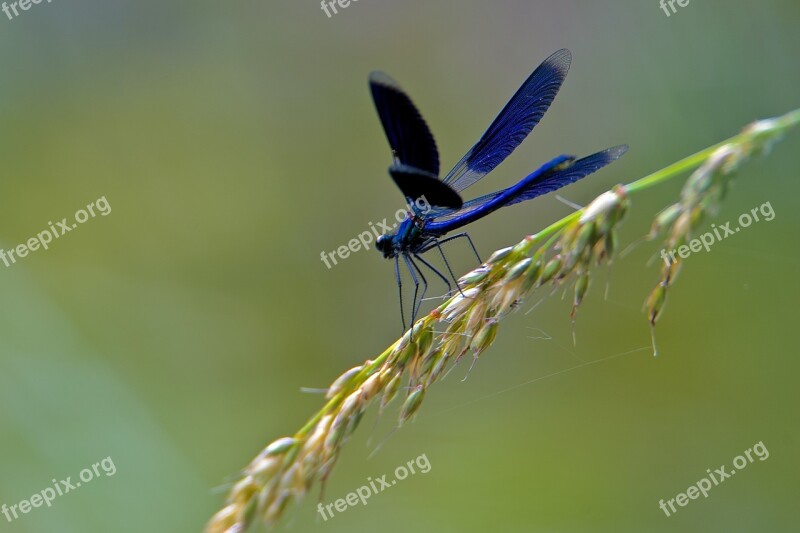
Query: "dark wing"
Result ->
[[370, 71, 440, 176], [389, 164, 463, 209], [441, 49, 572, 193], [427, 146, 627, 226]]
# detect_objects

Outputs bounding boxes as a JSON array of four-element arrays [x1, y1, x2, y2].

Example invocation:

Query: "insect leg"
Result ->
[[394, 254, 407, 331], [435, 232, 482, 264], [402, 253, 427, 329], [413, 252, 453, 298]]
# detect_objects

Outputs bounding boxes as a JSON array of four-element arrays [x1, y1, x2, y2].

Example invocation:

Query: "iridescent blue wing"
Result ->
[[370, 71, 440, 176], [441, 49, 572, 193], [503, 145, 628, 206], [425, 146, 627, 233]]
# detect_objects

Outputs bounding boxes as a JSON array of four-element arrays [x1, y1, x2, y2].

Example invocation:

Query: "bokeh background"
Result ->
[[0, 1, 798, 532]]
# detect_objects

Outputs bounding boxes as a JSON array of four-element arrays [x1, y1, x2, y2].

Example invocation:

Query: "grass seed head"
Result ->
[[571, 272, 590, 318], [539, 255, 563, 286], [486, 246, 515, 265], [399, 385, 426, 426], [380, 370, 403, 412], [646, 283, 667, 325], [326, 366, 363, 399]]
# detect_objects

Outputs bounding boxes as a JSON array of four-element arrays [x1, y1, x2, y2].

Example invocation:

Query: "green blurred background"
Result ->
[[0, 1, 798, 532]]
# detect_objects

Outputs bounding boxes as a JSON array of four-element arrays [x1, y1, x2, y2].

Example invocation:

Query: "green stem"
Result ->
[[624, 141, 728, 194]]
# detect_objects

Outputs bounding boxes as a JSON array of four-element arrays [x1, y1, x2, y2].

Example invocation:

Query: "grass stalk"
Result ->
[[207, 108, 799, 533]]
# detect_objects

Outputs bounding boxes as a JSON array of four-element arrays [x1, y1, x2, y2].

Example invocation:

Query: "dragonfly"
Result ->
[[369, 49, 627, 330]]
